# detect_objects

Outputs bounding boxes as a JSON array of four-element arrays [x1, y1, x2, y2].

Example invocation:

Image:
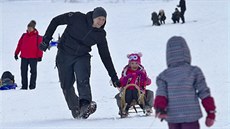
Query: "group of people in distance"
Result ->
[[151, 0, 186, 26]]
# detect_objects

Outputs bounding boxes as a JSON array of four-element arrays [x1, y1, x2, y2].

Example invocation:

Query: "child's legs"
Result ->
[[145, 90, 154, 108], [168, 123, 181, 129], [131, 89, 138, 102], [168, 121, 200, 129], [125, 90, 133, 106], [125, 89, 138, 109], [181, 121, 200, 129]]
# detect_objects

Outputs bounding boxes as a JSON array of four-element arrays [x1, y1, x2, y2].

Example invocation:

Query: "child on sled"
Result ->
[[115, 52, 154, 118]]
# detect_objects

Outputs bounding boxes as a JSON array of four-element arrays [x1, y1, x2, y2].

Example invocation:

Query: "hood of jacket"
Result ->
[[166, 36, 191, 67]]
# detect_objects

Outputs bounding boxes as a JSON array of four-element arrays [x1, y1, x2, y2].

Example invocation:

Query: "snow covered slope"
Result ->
[[0, 0, 229, 129]]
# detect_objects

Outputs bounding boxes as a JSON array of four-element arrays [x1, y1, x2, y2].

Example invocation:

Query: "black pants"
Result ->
[[115, 89, 154, 111], [125, 89, 139, 108], [21, 58, 38, 89], [56, 51, 92, 111]]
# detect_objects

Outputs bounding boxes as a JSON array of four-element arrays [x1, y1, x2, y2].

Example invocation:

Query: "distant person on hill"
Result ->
[[177, 0, 186, 23], [39, 7, 120, 119], [154, 36, 216, 129], [151, 11, 160, 26], [14, 20, 43, 90], [158, 9, 166, 24], [172, 8, 180, 23]]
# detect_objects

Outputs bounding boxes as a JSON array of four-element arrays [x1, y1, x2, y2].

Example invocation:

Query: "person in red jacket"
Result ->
[[115, 52, 154, 118], [14, 20, 43, 90]]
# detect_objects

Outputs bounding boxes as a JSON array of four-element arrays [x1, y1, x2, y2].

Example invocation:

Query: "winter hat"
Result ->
[[1, 71, 15, 83], [127, 52, 142, 64], [92, 7, 107, 19], [27, 20, 36, 28]]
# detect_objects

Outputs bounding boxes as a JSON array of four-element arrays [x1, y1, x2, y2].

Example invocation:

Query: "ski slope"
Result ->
[[0, 0, 229, 129]]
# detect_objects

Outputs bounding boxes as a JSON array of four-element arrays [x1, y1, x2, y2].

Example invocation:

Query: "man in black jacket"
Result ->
[[39, 7, 120, 119], [177, 0, 186, 23]]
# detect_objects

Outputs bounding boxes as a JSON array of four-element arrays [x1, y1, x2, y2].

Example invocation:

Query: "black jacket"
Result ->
[[151, 12, 158, 23], [178, 0, 186, 12], [43, 11, 118, 81], [172, 10, 180, 20]]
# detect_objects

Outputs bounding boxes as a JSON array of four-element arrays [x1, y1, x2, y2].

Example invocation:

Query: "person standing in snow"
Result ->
[[154, 36, 216, 129], [39, 7, 120, 119], [177, 0, 186, 23], [14, 20, 43, 90]]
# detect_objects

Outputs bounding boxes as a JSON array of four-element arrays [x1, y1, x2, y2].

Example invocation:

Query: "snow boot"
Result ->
[[119, 107, 129, 118], [71, 109, 80, 119], [79, 101, 97, 119], [119, 110, 128, 118], [145, 106, 153, 116]]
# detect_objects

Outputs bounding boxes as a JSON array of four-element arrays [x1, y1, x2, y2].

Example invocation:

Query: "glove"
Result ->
[[154, 96, 168, 121], [14, 55, 18, 60], [112, 79, 120, 88], [39, 42, 49, 52], [155, 108, 167, 120], [206, 114, 215, 127], [37, 58, 42, 62], [154, 96, 168, 109], [202, 96, 216, 127]]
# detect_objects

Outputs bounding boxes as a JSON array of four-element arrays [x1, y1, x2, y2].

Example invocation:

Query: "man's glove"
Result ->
[[14, 55, 18, 60], [112, 79, 120, 88], [37, 58, 42, 62], [39, 42, 49, 52]]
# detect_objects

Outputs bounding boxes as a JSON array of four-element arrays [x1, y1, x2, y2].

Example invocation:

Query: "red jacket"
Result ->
[[15, 29, 43, 59], [120, 65, 151, 90]]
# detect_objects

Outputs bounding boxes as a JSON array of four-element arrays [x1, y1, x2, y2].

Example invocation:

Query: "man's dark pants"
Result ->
[[56, 51, 92, 111]]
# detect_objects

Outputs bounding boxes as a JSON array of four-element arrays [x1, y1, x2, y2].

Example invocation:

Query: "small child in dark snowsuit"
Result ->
[[0, 71, 17, 90], [115, 53, 154, 118], [154, 36, 216, 129], [172, 8, 180, 23]]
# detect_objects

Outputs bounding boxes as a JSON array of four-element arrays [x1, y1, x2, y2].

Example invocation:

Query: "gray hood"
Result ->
[[166, 36, 191, 67]]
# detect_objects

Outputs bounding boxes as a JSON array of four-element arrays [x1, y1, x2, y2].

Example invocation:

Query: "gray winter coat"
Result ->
[[156, 36, 211, 123]]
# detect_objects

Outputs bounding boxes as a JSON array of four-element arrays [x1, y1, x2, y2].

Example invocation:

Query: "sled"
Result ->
[[119, 84, 146, 117]]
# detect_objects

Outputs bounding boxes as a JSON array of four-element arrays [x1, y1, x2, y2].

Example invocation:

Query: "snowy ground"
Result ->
[[0, 0, 229, 129]]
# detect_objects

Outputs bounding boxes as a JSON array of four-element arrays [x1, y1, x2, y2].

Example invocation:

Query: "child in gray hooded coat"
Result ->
[[154, 36, 216, 129]]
